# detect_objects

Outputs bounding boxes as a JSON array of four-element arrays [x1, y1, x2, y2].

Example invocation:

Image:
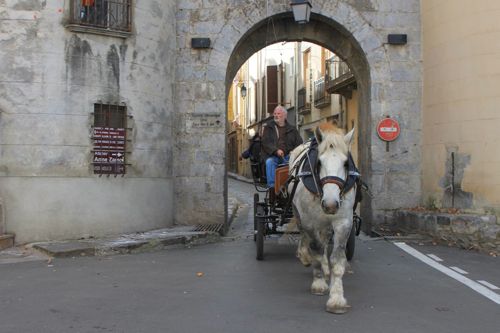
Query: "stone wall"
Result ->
[[0, 1, 177, 242], [391, 210, 500, 254], [173, 0, 422, 230]]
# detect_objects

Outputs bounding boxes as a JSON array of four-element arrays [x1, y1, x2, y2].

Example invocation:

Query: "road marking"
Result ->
[[426, 254, 443, 262], [449, 266, 468, 275], [477, 280, 500, 291], [394, 242, 500, 305]]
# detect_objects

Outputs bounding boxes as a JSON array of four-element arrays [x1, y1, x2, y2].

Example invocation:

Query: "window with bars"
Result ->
[[94, 103, 126, 128], [69, 0, 132, 33]]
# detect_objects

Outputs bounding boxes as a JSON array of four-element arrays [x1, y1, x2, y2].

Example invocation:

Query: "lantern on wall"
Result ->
[[290, 0, 312, 24], [240, 83, 247, 99]]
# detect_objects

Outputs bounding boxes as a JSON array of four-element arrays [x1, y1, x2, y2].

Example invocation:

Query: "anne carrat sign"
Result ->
[[376, 117, 400, 142]]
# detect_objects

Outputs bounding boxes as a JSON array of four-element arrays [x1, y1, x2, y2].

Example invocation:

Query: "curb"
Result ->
[[32, 230, 221, 258], [224, 197, 240, 234], [227, 172, 254, 184]]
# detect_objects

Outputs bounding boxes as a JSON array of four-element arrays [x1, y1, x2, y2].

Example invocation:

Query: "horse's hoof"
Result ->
[[326, 304, 351, 314], [296, 253, 312, 267], [311, 281, 329, 295], [311, 289, 328, 296], [301, 261, 312, 267]]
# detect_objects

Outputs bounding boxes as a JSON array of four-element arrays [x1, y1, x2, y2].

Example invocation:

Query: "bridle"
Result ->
[[312, 151, 348, 199], [285, 145, 353, 219], [320, 176, 345, 193], [317, 162, 348, 199]]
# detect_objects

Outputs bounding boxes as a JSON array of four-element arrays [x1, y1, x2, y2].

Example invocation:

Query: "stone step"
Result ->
[[0, 234, 15, 251]]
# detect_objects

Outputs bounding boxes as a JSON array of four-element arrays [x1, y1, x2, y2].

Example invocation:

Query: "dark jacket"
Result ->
[[261, 119, 303, 160]]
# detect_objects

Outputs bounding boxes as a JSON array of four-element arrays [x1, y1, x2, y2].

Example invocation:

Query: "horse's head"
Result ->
[[314, 122, 355, 215]]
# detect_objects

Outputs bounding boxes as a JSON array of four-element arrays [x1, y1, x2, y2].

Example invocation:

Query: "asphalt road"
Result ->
[[0, 179, 498, 333]]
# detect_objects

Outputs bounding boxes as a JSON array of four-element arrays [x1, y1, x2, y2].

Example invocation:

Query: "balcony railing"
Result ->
[[297, 87, 310, 114], [325, 58, 357, 97], [313, 76, 331, 108], [68, 0, 132, 34]]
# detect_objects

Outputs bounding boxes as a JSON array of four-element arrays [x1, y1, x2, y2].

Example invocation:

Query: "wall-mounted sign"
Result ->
[[376, 117, 400, 142], [93, 127, 126, 175], [189, 113, 222, 128]]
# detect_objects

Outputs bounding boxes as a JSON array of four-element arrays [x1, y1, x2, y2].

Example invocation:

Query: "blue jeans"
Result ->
[[266, 155, 289, 188]]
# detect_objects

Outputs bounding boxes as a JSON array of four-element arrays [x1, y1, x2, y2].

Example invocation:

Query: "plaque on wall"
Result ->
[[93, 127, 126, 175]]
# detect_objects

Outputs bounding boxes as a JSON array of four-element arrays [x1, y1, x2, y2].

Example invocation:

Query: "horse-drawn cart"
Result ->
[[248, 134, 362, 261]]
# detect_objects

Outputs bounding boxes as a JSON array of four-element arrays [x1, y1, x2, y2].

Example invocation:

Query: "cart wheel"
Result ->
[[256, 216, 265, 260], [253, 193, 259, 242], [346, 223, 356, 261]]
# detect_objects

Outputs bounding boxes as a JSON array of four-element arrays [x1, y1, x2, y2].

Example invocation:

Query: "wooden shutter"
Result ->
[[279, 63, 284, 105], [267, 65, 278, 114], [261, 76, 266, 119]]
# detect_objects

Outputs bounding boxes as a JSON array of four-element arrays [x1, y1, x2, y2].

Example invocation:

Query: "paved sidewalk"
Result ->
[[1, 195, 242, 262]]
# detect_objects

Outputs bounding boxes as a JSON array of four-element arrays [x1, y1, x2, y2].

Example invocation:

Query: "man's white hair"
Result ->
[[274, 105, 287, 116]]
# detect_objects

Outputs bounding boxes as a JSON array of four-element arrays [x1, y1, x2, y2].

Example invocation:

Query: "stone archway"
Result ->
[[173, 1, 422, 233], [226, 12, 373, 230]]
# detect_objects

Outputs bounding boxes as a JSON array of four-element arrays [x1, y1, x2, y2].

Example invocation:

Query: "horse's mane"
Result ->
[[289, 122, 348, 170], [317, 123, 348, 156]]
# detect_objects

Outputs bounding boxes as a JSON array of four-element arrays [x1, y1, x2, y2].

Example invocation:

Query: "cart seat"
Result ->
[[274, 164, 289, 194]]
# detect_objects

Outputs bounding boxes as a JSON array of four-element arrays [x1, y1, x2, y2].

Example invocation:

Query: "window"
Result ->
[[69, 0, 132, 35], [94, 103, 126, 128]]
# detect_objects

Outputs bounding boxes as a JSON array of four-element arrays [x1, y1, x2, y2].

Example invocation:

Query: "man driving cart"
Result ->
[[261, 105, 303, 189]]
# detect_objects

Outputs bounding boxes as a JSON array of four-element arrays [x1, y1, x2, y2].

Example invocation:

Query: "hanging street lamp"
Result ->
[[290, 0, 312, 24]]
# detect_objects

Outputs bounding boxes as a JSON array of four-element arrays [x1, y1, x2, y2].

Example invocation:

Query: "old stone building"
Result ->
[[1, 0, 498, 246]]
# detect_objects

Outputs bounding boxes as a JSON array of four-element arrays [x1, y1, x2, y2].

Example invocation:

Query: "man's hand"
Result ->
[[276, 149, 284, 158]]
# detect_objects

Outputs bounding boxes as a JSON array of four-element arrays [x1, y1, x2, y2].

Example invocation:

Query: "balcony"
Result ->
[[313, 76, 331, 108], [67, 0, 132, 38], [325, 58, 357, 98], [297, 87, 311, 114]]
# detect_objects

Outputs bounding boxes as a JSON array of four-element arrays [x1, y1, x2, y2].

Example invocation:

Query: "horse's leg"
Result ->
[[310, 242, 329, 295], [296, 235, 313, 267], [326, 221, 351, 314], [294, 205, 313, 267]]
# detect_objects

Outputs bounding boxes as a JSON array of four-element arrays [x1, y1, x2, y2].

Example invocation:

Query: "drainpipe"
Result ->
[[344, 95, 348, 130], [294, 41, 302, 130]]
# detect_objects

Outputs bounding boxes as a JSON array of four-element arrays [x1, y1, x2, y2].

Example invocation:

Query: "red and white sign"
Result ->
[[376, 118, 400, 142]]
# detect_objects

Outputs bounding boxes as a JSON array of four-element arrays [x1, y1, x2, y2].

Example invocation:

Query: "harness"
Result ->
[[278, 138, 368, 226], [277, 138, 370, 236], [293, 138, 360, 199]]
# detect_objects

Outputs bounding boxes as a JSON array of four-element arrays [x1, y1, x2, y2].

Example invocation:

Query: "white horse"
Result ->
[[289, 122, 356, 314]]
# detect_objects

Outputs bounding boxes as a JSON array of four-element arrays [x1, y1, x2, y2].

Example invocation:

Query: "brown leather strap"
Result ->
[[320, 176, 345, 191]]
